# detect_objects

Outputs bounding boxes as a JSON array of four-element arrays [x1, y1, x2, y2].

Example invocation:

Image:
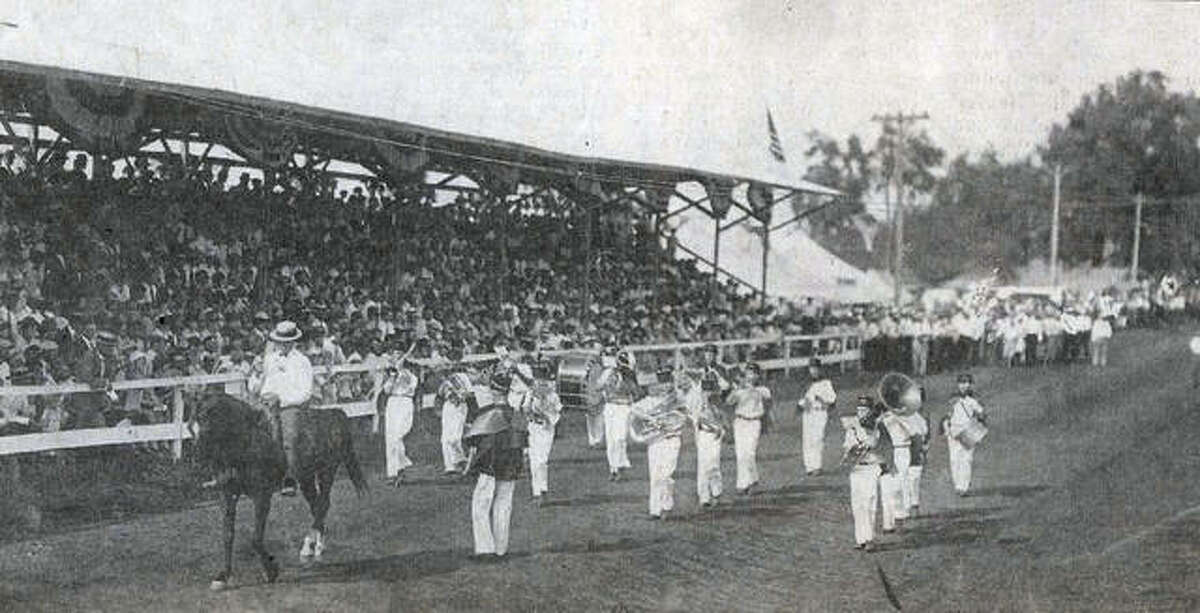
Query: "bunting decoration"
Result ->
[[223, 114, 298, 168], [747, 182, 774, 223], [43, 76, 146, 153], [374, 140, 429, 184]]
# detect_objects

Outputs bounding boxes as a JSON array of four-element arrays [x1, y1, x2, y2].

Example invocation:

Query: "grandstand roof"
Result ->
[[0, 3, 840, 202], [0, 51, 837, 211]]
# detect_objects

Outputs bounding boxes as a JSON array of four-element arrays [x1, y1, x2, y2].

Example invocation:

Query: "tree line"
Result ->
[[798, 69, 1200, 285]]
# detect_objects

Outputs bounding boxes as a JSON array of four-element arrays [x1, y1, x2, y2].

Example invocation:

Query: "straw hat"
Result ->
[[269, 321, 303, 343]]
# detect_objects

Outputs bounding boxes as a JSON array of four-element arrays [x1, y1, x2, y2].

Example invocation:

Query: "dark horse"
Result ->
[[191, 392, 368, 590]]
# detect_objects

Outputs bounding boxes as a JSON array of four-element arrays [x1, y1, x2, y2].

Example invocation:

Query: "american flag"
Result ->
[[767, 110, 786, 163]]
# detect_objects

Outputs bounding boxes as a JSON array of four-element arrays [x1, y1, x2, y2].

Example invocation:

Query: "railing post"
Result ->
[[172, 387, 184, 461], [840, 335, 848, 375], [784, 337, 792, 376]]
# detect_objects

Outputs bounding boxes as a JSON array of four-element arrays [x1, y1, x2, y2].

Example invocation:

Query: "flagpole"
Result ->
[[761, 226, 769, 305]]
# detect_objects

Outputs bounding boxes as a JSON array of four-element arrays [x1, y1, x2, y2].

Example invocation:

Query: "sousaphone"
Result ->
[[876, 372, 920, 416]]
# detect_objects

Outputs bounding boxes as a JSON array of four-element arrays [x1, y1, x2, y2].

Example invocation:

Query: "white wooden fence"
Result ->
[[0, 332, 860, 458]]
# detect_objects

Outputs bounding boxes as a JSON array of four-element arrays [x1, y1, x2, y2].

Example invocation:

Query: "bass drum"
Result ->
[[556, 354, 604, 411]]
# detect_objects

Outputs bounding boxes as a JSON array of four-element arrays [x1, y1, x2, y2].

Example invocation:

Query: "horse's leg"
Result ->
[[252, 490, 280, 584], [311, 468, 336, 558], [298, 475, 319, 560], [211, 492, 237, 591]]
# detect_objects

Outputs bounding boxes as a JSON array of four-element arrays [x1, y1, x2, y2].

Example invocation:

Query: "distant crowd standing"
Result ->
[[856, 288, 1137, 375]]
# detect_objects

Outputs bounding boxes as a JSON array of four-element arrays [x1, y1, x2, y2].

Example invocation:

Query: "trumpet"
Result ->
[[522, 382, 561, 426], [694, 400, 727, 439], [839, 443, 870, 467]]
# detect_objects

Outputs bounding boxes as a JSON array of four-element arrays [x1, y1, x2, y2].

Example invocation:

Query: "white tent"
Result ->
[[672, 207, 892, 304]]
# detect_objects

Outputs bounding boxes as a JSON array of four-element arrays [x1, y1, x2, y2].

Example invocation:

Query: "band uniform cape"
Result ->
[[464, 404, 529, 481]]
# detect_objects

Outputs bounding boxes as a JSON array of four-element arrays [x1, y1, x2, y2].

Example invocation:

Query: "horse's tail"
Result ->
[[337, 416, 369, 496]]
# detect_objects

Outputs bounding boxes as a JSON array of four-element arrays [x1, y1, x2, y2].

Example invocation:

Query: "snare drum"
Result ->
[[955, 418, 988, 449], [557, 354, 604, 411]]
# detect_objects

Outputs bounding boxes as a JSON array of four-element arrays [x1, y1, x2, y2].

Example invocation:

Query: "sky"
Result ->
[[6, 1, 1200, 172], [4, 1, 1199, 294]]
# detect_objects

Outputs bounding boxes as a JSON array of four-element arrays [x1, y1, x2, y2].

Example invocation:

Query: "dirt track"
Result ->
[[3, 329, 1199, 612]]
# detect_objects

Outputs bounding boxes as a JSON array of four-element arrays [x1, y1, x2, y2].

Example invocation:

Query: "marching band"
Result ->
[[353, 335, 996, 561]]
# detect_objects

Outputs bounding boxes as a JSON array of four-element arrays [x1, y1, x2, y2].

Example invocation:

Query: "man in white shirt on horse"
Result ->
[[254, 321, 314, 497]]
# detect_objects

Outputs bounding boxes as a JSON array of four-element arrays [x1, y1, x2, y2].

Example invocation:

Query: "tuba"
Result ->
[[629, 391, 691, 445], [877, 372, 920, 416], [675, 368, 726, 439]]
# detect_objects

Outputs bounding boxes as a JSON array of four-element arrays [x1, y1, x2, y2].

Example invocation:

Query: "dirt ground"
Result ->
[[2, 329, 1200, 612]]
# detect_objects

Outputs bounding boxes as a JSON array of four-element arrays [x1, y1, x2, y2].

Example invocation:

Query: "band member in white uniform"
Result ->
[[942, 373, 987, 496], [437, 346, 476, 474], [841, 395, 885, 552], [727, 363, 773, 495], [587, 346, 615, 448], [465, 372, 528, 560], [631, 366, 691, 520], [906, 388, 932, 516], [379, 347, 419, 486], [505, 340, 537, 407], [600, 348, 643, 481], [799, 359, 836, 476], [877, 374, 927, 531], [524, 359, 562, 504], [694, 344, 730, 507]]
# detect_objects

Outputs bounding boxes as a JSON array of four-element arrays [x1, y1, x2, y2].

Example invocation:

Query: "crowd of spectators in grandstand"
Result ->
[[0, 151, 1170, 438], [0, 152, 815, 436]]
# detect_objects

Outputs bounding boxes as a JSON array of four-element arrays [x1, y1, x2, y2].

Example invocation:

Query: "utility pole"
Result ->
[[1131, 192, 1144, 281], [1050, 164, 1062, 287], [871, 111, 929, 306]]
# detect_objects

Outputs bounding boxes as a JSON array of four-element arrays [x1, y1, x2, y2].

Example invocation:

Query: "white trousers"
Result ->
[[801, 409, 828, 473], [907, 465, 924, 510], [586, 410, 605, 447], [849, 464, 881, 546], [695, 428, 724, 504], [384, 396, 414, 477], [880, 447, 912, 529], [647, 436, 681, 515], [733, 418, 762, 490], [947, 436, 974, 493], [528, 422, 555, 496], [472, 475, 515, 555], [604, 402, 632, 472], [441, 400, 468, 471]]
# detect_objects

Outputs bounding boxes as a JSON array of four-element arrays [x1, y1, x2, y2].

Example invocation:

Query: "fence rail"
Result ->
[[0, 332, 859, 458]]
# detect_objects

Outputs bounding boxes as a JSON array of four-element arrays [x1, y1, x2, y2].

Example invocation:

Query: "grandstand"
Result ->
[[0, 58, 846, 435]]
